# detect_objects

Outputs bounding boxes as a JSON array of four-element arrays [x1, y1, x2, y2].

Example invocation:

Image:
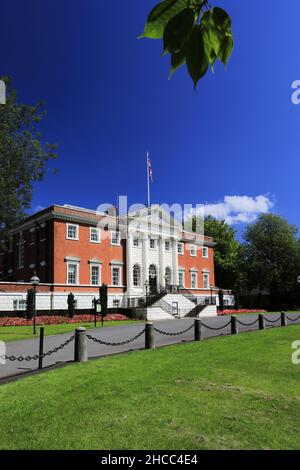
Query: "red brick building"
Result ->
[[0, 204, 227, 315]]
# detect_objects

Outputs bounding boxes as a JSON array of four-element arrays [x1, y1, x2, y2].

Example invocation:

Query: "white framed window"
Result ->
[[133, 264, 141, 287], [111, 231, 120, 246], [191, 272, 198, 289], [111, 266, 121, 286], [133, 237, 140, 247], [203, 272, 210, 289], [177, 242, 184, 255], [90, 264, 101, 286], [165, 240, 171, 251], [189, 244, 197, 257], [67, 263, 79, 285], [90, 227, 101, 243], [66, 224, 79, 240], [178, 271, 185, 288], [112, 298, 120, 307], [13, 299, 26, 310], [149, 239, 156, 249], [202, 246, 208, 258], [18, 237, 24, 268], [165, 266, 172, 286]]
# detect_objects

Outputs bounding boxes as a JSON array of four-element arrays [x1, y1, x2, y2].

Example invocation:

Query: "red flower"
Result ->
[[0, 313, 130, 327], [218, 309, 267, 316]]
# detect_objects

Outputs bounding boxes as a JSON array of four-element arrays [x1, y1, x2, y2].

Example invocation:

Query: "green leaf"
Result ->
[[200, 10, 211, 28], [140, 0, 188, 39], [207, 26, 224, 58], [202, 28, 217, 68], [211, 7, 231, 33], [186, 26, 208, 90], [219, 34, 234, 65], [169, 49, 186, 79], [163, 8, 195, 55]]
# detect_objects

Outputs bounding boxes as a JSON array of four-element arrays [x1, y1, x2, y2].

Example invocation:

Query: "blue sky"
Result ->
[[1, 0, 300, 233]]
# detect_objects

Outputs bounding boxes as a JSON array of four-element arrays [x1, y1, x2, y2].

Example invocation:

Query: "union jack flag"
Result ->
[[148, 156, 153, 183]]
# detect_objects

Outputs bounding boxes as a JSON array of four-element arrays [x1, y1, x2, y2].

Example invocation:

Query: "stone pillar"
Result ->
[[126, 233, 133, 294], [142, 235, 149, 293], [172, 238, 179, 286], [159, 236, 165, 290]]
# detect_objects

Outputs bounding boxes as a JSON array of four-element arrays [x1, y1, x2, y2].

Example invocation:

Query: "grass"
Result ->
[[0, 320, 138, 343], [1, 325, 300, 450]]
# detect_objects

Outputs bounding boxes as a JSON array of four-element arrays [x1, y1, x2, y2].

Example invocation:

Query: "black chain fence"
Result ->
[[153, 323, 194, 336], [86, 328, 146, 346], [1, 334, 75, 362], [2, 313, 300, 372], [237, 317, 259, 327], [202, 319, 232, 331], [286, 314, 300, 322], [265, 315, 281, 324]]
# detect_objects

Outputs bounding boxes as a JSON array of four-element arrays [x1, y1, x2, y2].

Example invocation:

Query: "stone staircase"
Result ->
[[142, 293, 217, 321]]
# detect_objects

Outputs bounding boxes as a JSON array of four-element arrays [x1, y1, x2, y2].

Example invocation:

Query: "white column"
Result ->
[[159, 236, 165, 290], [142, 235, 148, 293], [172, 238, 179, 286], [126, 234, 133, 294]]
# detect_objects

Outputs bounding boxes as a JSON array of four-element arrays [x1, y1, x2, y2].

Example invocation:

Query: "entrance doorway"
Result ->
[[149, 265, 157, 294]]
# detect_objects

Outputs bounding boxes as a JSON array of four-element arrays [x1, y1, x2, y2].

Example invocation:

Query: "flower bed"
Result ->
[[218, 309, 267, 316], [0, 314, 130, 327]]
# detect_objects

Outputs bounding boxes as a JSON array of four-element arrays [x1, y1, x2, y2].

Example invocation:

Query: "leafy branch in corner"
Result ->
[[140, 0, 233, 89]]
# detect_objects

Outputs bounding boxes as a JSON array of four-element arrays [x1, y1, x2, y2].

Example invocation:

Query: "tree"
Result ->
[[243, 214, 300, 296], [185, 214, 241, 289], [99, 284, 108, 326], [26, 288, 34, 320], [0, 77, 57, 243], [67, 293, 76, 318], [204, 216, 242, 289], [140, 1, 233, 89]]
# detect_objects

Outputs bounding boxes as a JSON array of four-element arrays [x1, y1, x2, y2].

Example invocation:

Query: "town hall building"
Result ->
[[0, 204, 233, 318]]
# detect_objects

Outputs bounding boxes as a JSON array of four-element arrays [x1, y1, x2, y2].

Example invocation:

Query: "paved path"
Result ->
[[1, 313, 300, 381]]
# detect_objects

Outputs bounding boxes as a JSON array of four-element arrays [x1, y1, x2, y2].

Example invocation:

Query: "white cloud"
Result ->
[[203, 195, 274, 225]]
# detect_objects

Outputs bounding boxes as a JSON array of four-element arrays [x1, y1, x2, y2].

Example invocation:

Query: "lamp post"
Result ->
[[144, 280, 149, 302], [30, 273, 40, 335]]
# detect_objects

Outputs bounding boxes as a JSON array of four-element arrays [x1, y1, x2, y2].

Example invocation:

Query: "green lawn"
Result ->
[[0, 320, 138, 342], [1, 325, 300, 450]]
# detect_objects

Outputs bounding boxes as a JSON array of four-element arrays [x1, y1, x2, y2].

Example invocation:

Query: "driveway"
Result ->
[[1, 313, 299, 381]]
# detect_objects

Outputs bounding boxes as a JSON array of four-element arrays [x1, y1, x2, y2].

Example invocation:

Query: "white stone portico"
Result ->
[[122, 205, 185, 299]]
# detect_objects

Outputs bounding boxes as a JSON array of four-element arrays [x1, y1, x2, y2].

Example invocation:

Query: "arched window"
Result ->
[[133, 264, 141, 287], [149, 265, 157, 278], [165, 267, 172, 287]]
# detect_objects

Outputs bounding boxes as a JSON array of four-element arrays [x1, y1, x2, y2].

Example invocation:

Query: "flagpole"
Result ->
[[147, 151, 150, 207]]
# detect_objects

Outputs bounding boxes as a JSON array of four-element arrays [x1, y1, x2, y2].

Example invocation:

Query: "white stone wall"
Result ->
[[0, 292, 126, 312]]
